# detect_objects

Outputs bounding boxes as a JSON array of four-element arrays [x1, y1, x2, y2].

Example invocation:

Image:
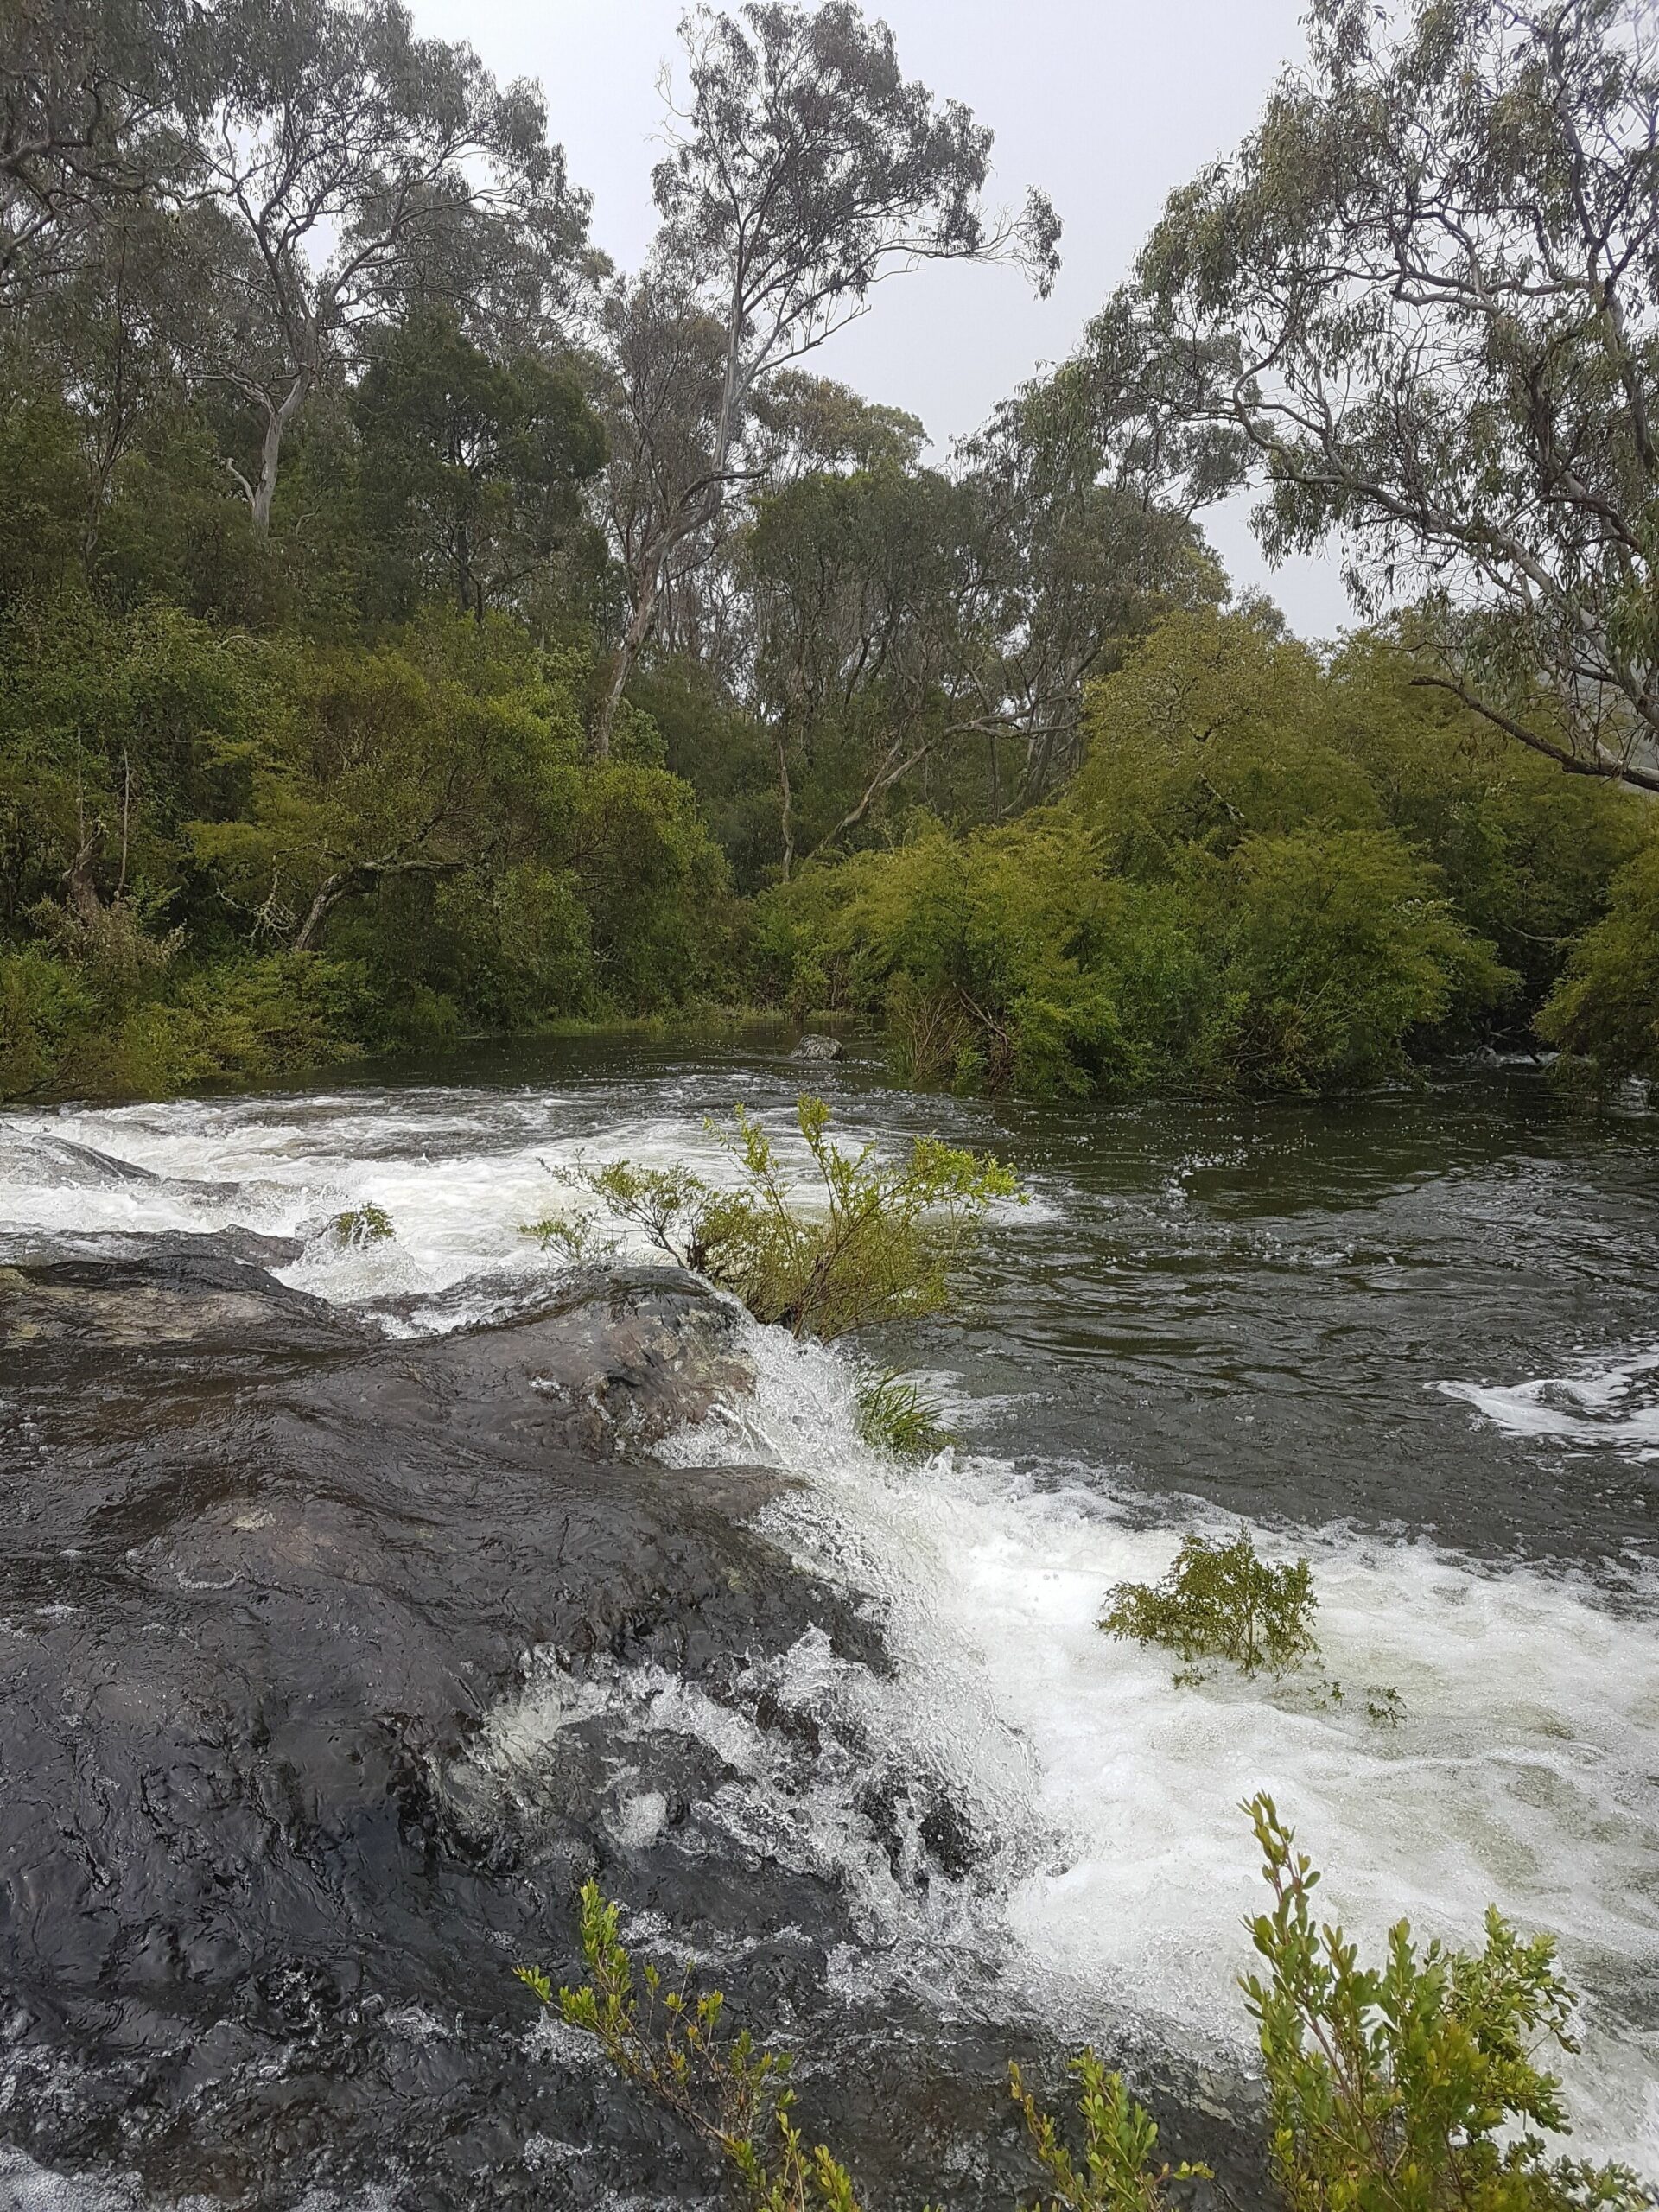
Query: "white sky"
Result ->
[[410, 0, 1354, 639]]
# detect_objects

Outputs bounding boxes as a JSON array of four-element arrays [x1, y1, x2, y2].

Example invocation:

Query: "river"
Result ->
[[2, 1039, 1656, 2206]]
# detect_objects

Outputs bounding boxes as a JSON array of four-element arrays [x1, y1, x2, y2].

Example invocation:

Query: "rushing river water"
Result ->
[[3, 1038, 1657, 2205]]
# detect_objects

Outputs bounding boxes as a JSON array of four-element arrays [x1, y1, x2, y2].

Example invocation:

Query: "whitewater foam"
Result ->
[[658, 1319, 1659, 2176], [1439, 1346, 1659, 1458]]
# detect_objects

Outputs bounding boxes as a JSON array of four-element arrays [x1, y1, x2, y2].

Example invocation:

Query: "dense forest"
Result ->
[[3, 0, 1656, 1103]]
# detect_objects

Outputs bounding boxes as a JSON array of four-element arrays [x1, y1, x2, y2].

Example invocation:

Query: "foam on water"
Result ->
[[0, 1092, 925, 1317], [659, 1321, 1659, 2177], [1440, 1346, 1659, 1457]]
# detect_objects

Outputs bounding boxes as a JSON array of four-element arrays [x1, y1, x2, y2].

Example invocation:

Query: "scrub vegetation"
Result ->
[[1100, 1529, 1319, 1680], [526, 1094, 1012, 1451], [523, 1800, 1650, 2212]]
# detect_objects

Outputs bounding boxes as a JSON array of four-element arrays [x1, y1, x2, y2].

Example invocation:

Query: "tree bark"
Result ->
[[229, 372, 312, 538], [292, 857, 459, 953], [776, 734, 795, 882], [589, 564, 661, 760]]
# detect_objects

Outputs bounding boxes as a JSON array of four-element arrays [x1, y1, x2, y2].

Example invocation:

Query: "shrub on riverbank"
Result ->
[[0, 602, 734, 1101], [522, 1800, 1651, 2212], [748, 613, 1643, 1100], [1537, 842, 1659, 1090], [0, 946, 376, 1099]]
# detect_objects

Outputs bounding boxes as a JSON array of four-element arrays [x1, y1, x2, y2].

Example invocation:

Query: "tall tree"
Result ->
[[354, 302, 605, 623], [748, 458, 974, 871], [953, 375, 1230, 810], [181, 0, 588, 536], [586, 0, 1060, 756], [1, 0, 192, 302], [1136, 0, 1659, 795]]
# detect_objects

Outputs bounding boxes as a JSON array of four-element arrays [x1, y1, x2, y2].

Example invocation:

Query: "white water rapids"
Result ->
[[3, 1071, 1656, 2196]]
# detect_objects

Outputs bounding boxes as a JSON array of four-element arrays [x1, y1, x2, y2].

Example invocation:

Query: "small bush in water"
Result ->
[[519, 1808, 1651, 2212], [333, 1202, 394, 1247], [1010, 2051, 1210, 2212], [517, 1883, 862, 2211], [519, 1885, 1196, 2211], [1244, 1792, 1649, 2212], [1100, 1529, 1319, 1678], [527, 1094, 1019, 1342], [854, 1368, 951, 1458]]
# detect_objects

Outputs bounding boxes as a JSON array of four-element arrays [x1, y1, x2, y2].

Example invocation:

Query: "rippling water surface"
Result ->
[[3, 1037, 1657, 2199]]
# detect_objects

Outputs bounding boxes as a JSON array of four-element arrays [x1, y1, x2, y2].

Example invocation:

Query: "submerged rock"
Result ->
[[0, 1128, 245, 1205], [0, 1129, 162, 1188], [0, 1242, 1263, 2211], [0, 1246, 906, 2207]]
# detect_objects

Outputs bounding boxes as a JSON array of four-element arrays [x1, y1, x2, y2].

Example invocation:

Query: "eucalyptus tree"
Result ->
[[745, 368, 925, 482], [588, 270, 734, 711], [180, 0, 588, 536], [0, 0, 192, 302], [952, 379, 1230, 810], [1136, 0, 1659, 794], [586, 0, 1060, 757], [602, 350, 925, 696], [747, 457, 976, 870], [738, 382, 1222, 867]]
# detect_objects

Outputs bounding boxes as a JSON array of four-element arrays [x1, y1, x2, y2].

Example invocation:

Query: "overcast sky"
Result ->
[[408, 0, 1352, 638]]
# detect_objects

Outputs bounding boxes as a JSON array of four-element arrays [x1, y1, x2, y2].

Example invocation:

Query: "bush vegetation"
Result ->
[[1100, 1529, 1319, 1680], [1243, 1796, 1647, 2212], [522, 1800, 1649, 2212], [527, 1095, 1019, 1343], [332, 1203, 395, 1247], [853, 1368, 952, 1459], [0, 597, 735, 1101], [524, 1096, 1009, 1459], [750, 612, 1650, 1101], [4, 0, 1656, 1108]]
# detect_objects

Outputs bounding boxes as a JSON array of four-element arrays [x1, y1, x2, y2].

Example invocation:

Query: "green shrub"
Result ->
[[1536, 840, 1659, 1086], [518, 1883, 865, 2212], [1100, 1529, 1319, 1678], [527, 1094, 1020, 1341], [0, 950, 99, 1099], [1010, 2052, 1209, 2212], [333, 1203, 394, 1247], [1211, 826, 1510, 1092], [141, 956, 376, 1085], [520, 1206, 615, 1266], [521, 1886, 1194, 2212], [752, 813, 1510, 1103], [518, 1809, 1651, 2212], [854, 1368, 951, 1458], [1244, 1793, 1649, 2212], [0, 945, 373, 1103], [743, 610, 1659, 1102]]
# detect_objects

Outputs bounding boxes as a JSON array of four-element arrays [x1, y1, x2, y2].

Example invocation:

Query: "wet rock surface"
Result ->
[[0, 1239, 1262, 2210]]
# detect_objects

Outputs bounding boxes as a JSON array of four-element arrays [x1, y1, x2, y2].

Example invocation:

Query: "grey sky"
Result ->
[[409, 0, 1353, 638]]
